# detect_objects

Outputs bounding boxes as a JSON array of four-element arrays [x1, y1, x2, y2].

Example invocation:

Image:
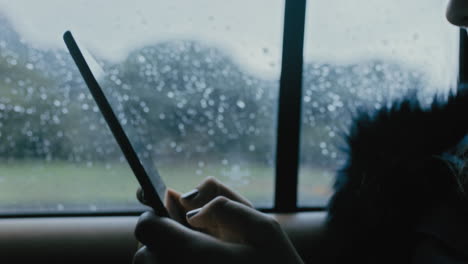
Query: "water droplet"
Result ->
[[236, 100, 246, 109], [13, 105, 24, 113], [138, 55, 146, 63]]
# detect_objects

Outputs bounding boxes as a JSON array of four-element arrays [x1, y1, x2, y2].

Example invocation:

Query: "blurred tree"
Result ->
[[0, 13, 427, 169]]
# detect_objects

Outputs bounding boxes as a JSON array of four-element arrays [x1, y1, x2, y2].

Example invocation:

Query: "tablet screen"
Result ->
[[79, 42, 168, 204]]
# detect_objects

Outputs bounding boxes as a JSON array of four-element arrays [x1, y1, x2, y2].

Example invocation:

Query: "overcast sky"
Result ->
[[0, 0, 459, 87]]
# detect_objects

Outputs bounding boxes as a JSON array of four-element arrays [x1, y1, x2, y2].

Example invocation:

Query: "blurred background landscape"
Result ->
[[0, 0, 458, 212]]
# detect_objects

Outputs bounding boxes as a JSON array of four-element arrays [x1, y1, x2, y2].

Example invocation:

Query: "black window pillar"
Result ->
[[274, 0, 307, 212], [459, 29, 468, 89]]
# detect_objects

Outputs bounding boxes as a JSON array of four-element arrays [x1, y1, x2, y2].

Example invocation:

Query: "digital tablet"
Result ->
[[63, 31, 169, 217]]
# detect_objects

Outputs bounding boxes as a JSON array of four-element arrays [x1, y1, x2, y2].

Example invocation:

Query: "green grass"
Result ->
[[0, 161, 333, 212]]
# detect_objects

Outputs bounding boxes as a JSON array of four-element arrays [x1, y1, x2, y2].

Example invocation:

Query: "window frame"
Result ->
[[274, 0, 307, 213], [0, 0, 463, 217], [459, 29, 468, 86], [273, 3, 466, 214]]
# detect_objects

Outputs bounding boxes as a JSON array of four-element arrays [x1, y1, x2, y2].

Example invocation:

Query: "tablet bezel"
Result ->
[[63, 31, 169, 217]]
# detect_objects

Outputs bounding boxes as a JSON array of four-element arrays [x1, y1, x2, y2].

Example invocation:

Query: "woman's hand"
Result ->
[[136, 177, 253, 223], [133, 196, 304, 264], [134, 177, 303, 264]]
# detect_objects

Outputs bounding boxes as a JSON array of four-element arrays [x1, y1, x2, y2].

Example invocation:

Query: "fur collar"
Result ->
[[326, 88, 468, 263]]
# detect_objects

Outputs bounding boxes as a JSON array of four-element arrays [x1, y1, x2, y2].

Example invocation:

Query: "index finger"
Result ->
[[179, 177, 253, 211], [187, 196, 277, 245]]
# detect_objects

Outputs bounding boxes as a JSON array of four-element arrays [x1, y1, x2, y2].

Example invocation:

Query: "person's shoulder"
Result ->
[[412, 235, 468, 264], [413, 197, 468, 264]]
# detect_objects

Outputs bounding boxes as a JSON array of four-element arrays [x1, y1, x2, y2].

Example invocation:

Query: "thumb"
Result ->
[[186, 196, 279, 246], [135, 211, 254, 263]]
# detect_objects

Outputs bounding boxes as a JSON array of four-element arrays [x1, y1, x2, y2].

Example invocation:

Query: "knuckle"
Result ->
[[199, 176, 221, 196], [208, 196, 230, 211], [212, 195, 229, 206], [250, 215, 284, 245], [202, 176, 219, 189], [259, 214, 281, 232]]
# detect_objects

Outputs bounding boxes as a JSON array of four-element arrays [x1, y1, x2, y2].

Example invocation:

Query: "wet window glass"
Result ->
[[299, 0, 459, 206], [0, 0, 284, 213]]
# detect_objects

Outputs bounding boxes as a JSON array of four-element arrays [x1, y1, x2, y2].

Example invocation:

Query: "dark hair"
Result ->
[[326, 90, 468, 264]]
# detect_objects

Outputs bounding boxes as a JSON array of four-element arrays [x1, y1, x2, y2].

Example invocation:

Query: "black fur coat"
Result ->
[[326, 88, 468, 263]]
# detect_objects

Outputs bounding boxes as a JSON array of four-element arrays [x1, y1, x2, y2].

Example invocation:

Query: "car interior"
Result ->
[[0, 0, 464, 263]]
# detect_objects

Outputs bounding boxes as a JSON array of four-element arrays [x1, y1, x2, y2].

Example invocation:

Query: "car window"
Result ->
[[0, 0, 460, 214], [0, 0, 284, 213], [298, 0, 459, 206]]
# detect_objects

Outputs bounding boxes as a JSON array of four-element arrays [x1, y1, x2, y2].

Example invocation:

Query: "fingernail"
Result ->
[[186, 208, 201, 218], [181, 189, 199, 200]]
